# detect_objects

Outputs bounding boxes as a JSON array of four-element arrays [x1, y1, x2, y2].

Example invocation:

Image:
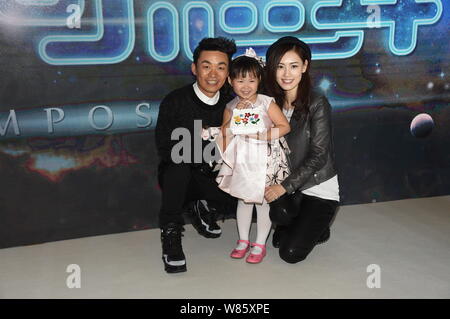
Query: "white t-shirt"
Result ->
[[282, 107, 340, 202]]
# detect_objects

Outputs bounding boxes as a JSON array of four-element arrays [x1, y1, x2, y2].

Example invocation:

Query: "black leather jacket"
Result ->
[[281, 92, 338, 194]]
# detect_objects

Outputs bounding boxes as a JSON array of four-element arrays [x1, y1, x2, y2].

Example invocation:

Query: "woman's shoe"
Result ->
[[316, 227, 330, 245], [230, 240, 250, 259], [272, 226, 287, 248], [246, 243, 266, 264]]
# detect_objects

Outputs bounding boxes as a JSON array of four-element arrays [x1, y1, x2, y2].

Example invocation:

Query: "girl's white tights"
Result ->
[[235, 199, 272, 254]]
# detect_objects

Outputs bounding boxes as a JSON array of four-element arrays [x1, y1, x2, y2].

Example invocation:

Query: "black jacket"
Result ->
[[281, 92, 338, 194]]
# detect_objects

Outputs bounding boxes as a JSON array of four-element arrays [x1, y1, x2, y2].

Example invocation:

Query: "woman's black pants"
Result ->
[[270, 192, 339, 264]]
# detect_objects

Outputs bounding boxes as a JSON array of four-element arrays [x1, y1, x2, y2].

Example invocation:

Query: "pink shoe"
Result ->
[[246, 243, 266, 264], [230, 240, 250, 259]]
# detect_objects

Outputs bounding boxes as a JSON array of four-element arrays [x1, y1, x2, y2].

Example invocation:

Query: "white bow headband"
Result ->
[[238, 47, 265, 67]]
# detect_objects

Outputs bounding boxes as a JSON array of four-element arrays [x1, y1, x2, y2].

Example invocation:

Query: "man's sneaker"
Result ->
[[161, 223, 187, 273], [189, 200, 222, 238]]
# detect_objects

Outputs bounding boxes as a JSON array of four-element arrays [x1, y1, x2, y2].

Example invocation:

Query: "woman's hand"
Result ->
[[265, 184, 287, 203]]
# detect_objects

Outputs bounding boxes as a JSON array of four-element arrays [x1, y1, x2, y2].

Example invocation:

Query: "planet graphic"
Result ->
[[410, 113, 434, 138]]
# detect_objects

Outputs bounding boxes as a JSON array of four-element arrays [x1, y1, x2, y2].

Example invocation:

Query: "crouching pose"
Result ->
[[264, 37, 340, 264], [155, 37, 237, 273]]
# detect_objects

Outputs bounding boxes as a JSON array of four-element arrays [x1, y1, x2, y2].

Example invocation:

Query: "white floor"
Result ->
[[1, 196, 449, 299]]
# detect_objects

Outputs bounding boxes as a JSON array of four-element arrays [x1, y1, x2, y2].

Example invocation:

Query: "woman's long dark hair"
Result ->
[[264, 43, 312, 120]]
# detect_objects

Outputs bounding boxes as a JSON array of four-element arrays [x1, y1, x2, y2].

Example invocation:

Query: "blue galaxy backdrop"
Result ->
[[0, 0, 448, 248]]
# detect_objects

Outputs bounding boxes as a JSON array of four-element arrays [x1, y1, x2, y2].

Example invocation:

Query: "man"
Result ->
[[155, 37, 237, 273]]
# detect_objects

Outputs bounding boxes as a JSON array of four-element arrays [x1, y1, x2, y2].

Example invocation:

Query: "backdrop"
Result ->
[[0, 0, 449, 248]]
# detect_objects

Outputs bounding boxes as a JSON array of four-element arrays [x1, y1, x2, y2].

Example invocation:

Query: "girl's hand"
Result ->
[[264, 184, 287, 203], [244, 132, 259, 140], [236, 99, 252, 109], [201, 127, 221, 141]]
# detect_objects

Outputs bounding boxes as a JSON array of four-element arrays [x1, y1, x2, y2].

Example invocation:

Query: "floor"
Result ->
[[0, 195, 449, 299]]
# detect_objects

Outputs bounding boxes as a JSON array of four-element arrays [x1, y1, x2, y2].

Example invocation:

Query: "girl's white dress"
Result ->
[[216, 94, 290, 204]]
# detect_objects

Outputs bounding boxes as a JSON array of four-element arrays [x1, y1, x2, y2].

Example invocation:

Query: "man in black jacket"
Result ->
[[155, 37, 237, 273]]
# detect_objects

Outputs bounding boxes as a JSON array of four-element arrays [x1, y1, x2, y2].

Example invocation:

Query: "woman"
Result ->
[[263, 36, 340, 264]]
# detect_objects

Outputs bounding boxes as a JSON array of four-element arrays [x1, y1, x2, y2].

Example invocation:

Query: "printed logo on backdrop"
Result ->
[[0, 0, 444, 141], [0, 0, 442, 65]]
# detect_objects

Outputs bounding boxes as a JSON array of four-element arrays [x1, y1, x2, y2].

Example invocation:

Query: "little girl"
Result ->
[[216, 49, 291, 264]]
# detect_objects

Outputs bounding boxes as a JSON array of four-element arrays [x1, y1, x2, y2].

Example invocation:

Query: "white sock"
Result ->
[[255, 200, 272, 246], [235, 241, 249, 250], [250, 245, 263, 254], [236, 200, 271, 253], [236, 200, 253, 248]]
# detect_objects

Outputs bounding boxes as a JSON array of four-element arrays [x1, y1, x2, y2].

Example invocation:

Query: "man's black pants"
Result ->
[[158, 162, 234, 228]]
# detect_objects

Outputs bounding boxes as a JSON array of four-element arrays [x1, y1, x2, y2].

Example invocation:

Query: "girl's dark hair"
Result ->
[[229, 56, 263, 79], [264, 43, 312, 120], [229, 56, 264, 90]]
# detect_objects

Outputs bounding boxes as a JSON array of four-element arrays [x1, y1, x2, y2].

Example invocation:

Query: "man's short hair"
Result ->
[[192, 37, 237, 66]]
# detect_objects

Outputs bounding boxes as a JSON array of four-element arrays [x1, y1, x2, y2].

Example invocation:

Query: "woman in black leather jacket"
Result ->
[[264, 36, 340, 264]]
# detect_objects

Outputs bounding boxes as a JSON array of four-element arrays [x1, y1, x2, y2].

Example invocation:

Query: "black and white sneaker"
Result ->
[[161, 223, 187, 273], [189, 200, 222, 238]]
